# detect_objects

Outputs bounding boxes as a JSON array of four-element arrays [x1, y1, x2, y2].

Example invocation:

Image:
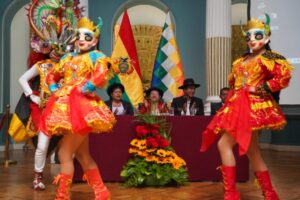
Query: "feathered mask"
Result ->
[[27, 0, 83, 55]]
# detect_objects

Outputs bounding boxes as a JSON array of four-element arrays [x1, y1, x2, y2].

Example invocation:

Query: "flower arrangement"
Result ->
[[120, 114, 188, 187]]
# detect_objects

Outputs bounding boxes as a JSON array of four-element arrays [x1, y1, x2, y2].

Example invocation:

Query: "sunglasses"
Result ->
[[245, 30, 265, 42], [76, 31, 94, 42]]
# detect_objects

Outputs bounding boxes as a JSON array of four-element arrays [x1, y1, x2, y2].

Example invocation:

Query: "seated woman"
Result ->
[[139, 87, 169, 115], [105, 83, 133, 115]]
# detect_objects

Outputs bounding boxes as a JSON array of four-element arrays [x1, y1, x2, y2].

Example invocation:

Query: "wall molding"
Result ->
[[111, 0, 174, 50], [260, 143, 300, 152], [0, 143, 27, 151], [0, 0, 29, 113]]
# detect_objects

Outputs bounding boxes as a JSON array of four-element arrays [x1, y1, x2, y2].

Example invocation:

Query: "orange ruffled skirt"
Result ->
[[40, 87, 116, 136], [200, 88, 286, 155]]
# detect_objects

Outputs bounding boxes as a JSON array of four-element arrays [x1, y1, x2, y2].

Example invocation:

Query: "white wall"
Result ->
[[232, 3, 248, 25], [10, 7, 29, 111], [115, 5, 166, 26], [251, 0, 300, 104], [80, 0, 89, 17]]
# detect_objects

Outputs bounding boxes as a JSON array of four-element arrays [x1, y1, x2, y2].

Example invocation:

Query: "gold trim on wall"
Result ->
[[232, 25, 248, 62]]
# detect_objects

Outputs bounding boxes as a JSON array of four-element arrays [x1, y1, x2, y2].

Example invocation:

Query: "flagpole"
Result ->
[[0, 104, 17, 167]]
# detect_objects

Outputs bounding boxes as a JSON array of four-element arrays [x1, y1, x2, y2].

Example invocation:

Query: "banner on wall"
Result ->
[[151, 11, 185, 103]]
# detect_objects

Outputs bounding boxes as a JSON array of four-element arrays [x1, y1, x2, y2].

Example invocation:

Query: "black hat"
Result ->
[[178, 78, 200, 89], [107, 83, 125, 97], [145, 87, 164, 98]]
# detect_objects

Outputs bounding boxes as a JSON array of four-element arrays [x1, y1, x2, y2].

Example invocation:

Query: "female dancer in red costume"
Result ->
[[40, 17, 115, 200], [200, 14, 293, 200]]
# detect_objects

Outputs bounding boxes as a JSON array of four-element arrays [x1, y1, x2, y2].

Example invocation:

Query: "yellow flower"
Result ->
[[145, 155, 154, 162], [146, 148, 156, 153], [156, 157, 170, 164], [130, 139, 147, 150], [137, 150, 148, 157], [130, 139, 139, 147], [145, 155, 160, 163], [156, 149, 168, 157], [172, 161, 182, 169], [136, 139, 147, 150], [167, 153, 187, 169]]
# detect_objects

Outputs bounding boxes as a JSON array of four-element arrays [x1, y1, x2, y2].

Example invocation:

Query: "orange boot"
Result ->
[[53, 173, 73, 200], [83, 168, 111, 200], [255, 171, 279, 200], [220, 165, 240, 200]]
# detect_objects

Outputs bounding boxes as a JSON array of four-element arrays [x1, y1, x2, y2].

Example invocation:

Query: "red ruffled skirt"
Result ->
[[200, 88, 286, 155], [40, 86, 116, 136]]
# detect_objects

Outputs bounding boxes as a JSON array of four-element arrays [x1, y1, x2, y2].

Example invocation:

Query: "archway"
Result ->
[[112, 0, 175, 89]]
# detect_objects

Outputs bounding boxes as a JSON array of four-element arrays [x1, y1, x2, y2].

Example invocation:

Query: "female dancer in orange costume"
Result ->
[[200, 14, 293, 200], [40, 17, 115, 200]]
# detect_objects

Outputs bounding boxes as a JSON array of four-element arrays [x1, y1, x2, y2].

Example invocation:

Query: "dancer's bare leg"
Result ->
[[58, 133, 87, 175], [75, 136, 97, 172], [218, 133, 237, 166], [247, 131, 268, 171]]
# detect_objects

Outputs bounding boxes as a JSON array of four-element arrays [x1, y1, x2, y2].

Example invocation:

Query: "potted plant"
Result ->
[[121, 114, 188, 187]]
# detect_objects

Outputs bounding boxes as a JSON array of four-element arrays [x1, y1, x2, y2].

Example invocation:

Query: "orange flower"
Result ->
[[129, 147, 138, 154], [137, 150, 148, 157]]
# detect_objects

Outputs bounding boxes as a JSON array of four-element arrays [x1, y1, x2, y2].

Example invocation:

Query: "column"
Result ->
[[205, 0, 232, 115]]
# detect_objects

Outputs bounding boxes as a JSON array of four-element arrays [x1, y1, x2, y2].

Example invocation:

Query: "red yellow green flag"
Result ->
[[110, 10, 144, 107]]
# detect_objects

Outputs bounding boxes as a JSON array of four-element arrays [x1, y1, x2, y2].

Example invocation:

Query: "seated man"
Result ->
[[171, 78, 204, 116], [105, 83, 133, 115], [210, 87, 229, 115]]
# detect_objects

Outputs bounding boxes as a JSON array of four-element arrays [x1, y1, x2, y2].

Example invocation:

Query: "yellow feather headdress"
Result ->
[[241, 13, 271, 36], [77, 17, 103, 38]]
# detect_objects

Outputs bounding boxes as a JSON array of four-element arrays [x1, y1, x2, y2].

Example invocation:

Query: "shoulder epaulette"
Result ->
[[262, 50, 286, 60]]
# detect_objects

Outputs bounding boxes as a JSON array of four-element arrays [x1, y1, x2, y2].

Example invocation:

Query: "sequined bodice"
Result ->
[[63, 53, 94, 85], [233, 57, 265, 90]]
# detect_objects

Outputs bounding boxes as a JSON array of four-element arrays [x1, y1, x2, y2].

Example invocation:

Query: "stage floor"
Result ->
[[0, 149, 299, 200]]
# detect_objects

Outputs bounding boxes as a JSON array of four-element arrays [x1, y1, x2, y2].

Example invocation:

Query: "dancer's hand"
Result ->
[[81, 81, 95, 94], [249, 86, 256, 93], [49, 83, 59, 93], [30, 94, 41, 105]]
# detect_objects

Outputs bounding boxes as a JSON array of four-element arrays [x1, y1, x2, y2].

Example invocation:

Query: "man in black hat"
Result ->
[[171, 78, 204, 116]]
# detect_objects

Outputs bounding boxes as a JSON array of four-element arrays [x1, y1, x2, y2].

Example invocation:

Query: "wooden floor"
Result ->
[[0, 148, 300, 200]]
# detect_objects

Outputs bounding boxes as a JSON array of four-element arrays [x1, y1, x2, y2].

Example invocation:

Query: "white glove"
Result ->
[[30, 94, 41, 105], [19, 65, 39, 97]]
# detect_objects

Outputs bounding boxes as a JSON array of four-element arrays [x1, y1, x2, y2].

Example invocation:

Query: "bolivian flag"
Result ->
[[9, 52, 46, 142], [9, 92, 36, 143], [110, 10, 144, 108]]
